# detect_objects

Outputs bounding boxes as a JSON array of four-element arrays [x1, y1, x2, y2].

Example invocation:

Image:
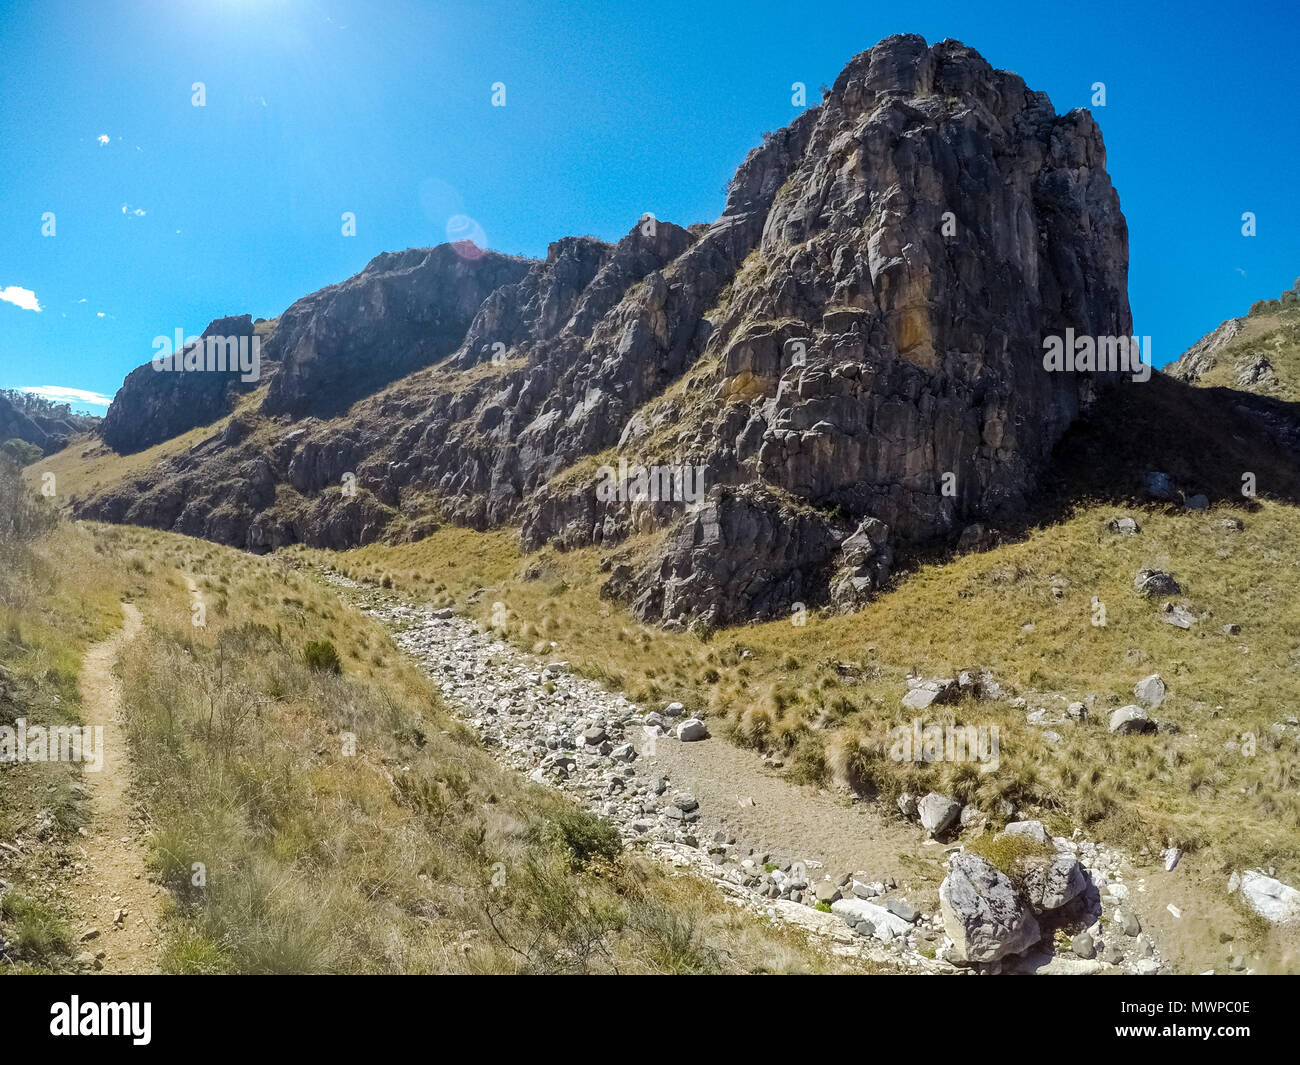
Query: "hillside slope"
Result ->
[[1167, 280, 1300, 401]]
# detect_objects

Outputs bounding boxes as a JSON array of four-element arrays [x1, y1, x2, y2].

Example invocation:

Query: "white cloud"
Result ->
[[18, 385, 114, 409], [0, 285, 42, 312], [120, 203, 146, 217], [96, 133, 110, 145]]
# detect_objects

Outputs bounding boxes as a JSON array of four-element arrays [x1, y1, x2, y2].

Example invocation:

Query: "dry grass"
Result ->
[[94, 526, 866, 974], [1186, 303, 1300, 400], [0, 463, 141, 971], [315, 494, 1300, 888]]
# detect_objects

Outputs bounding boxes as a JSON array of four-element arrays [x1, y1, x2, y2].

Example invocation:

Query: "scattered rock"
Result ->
[[917, 792, 961, 837], [885, 898, 920, 923], [1133, 673, 1166, 708], [1116, 909, 1141, 937], [1108, 705, 1156, 735], [1134, 569, 1181, 597], [902, 678, 957, 711], [830, 897, 912, 941]]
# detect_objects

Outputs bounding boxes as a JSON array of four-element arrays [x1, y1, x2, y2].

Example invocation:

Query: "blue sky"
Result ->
[[1, 0, 1297, 411]]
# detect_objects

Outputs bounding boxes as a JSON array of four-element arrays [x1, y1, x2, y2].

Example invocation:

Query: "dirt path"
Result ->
[[645, 732, 937, 894], [73, 601, 162, 974]]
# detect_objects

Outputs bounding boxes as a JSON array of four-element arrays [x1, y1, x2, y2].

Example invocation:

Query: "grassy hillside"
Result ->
[[1171, 287, 1300, 400], [0, 476, 862, 973], [25, 386, 270, 509]]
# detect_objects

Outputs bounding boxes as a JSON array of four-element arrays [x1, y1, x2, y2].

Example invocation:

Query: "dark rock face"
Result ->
[[81, 34, 1135, 626], [705, 35, 1129, 539], [100, 315, 259, 454], [603, 485, 841, 628], [262, 246, 533, 418]]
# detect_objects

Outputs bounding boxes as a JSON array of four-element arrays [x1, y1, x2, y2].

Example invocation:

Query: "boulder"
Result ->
[[1108, 705, 1156, 735], [939, 853, 1041, 963], [1133, 673, 1166, 708], [1000, 820, 1051, 846], [675, 718, 709, 742], [902, 678, 957, 711], [1019, 851, 1088, 914], [917, 792, 962, 837], [1235, 871, 1300, 924], [1134, 569, 1182, 597]]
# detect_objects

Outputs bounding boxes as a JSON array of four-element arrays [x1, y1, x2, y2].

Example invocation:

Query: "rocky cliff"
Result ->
[[77, 34, 1135, 628]]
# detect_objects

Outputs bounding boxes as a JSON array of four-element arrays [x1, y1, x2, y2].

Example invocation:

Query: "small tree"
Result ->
[[1, 438, 43, 467]]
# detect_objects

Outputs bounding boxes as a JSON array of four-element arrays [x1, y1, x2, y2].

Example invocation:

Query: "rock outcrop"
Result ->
[[100, 315, 261, 454], [80, 34, 1134, 625], [262, 245, 533, 418]]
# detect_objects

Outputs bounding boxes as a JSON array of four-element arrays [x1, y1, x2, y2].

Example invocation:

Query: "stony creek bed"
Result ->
[[321, 570, 1169, 975]]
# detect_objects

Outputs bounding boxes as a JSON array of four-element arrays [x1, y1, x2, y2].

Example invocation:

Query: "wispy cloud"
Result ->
[[121, 204, 146, 217], [0, 285, 42, 312], [18, 385, 113, 408]]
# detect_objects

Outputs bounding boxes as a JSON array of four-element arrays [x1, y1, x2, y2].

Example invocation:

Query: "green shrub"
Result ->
[[549, 810, 622, 869], [303, 639, 341, 674], [0, 891, 72, 962], [967, 831, 1055, 885], [0, 438, 42, 467]]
